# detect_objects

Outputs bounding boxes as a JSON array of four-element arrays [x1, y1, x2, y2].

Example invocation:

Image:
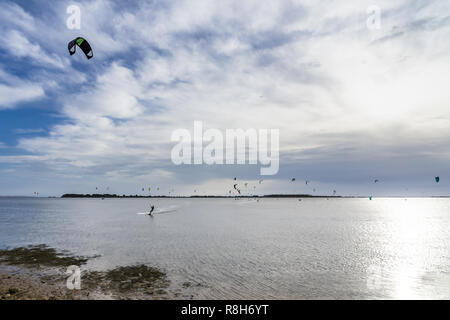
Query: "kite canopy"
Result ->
[[68, 37, 93, 59], [435, 176, 440, 183]]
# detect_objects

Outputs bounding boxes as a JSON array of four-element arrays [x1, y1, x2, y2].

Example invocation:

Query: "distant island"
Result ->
[[61, 193, 342, 199]]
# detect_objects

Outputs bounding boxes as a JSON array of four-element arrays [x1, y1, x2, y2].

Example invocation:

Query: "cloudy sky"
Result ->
[[1, 0, 450, 197]]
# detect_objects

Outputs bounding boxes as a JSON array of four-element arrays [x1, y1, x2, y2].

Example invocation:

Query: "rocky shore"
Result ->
[[0, 245, 176, 300]]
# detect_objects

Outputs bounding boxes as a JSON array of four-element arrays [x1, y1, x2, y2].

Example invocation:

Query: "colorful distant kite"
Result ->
[[68, 37, 93, 59]]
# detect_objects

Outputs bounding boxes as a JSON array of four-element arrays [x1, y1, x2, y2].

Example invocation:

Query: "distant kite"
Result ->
[[435, 176, 440, 183]]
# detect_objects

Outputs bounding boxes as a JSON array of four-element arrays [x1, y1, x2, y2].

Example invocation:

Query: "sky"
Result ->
[[1, 0, 450, 197]]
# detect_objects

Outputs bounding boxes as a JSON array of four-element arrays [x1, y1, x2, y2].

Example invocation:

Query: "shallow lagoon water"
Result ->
[[1, 197, 449, 299]]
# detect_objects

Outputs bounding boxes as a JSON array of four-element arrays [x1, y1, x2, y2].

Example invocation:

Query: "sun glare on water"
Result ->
[[368, 198, 450, 299]]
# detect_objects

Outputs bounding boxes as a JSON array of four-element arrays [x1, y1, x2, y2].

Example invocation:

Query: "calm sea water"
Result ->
[[0, 197, 449, 299]]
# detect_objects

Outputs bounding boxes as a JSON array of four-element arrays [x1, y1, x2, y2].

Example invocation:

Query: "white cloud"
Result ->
[[0, 83, 45, 109], [0, 66, 46, 109], [13, 128, 45, 134], [2, 30, 66, 69], [64, 63, 144, 119], [0, 2, 35, 32]]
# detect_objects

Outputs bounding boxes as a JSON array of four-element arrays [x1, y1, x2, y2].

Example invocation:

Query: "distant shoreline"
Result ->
[[1, 195, 449, 199], [58, 194, 450, 199], [60, 193, 336, 199]]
